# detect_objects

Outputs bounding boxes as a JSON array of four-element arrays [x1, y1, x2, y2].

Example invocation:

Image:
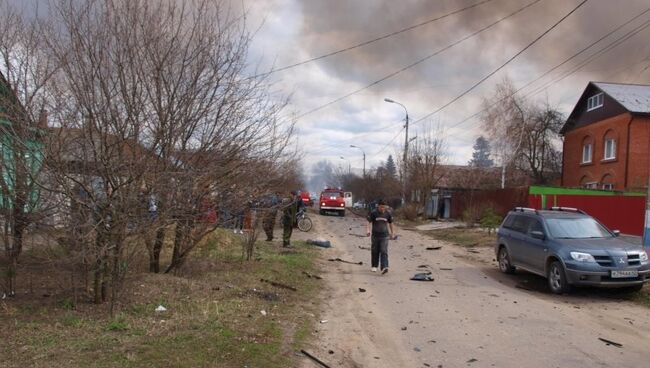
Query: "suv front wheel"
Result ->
[[498, 246, 515, 274], [548, 261, 571, 294]]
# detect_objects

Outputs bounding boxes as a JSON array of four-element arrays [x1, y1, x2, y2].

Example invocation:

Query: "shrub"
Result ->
[[480, 207, 502, 234], [394, 203, 418, 221]]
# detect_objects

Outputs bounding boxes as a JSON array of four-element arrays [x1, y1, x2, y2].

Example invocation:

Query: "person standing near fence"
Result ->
[[366, 199, 396, 274], [263, 192, 280, 241], [282, 191, 299, 247]]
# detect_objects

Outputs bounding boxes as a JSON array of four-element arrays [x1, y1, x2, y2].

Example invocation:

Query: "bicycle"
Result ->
[[296, 209, 313, 232]]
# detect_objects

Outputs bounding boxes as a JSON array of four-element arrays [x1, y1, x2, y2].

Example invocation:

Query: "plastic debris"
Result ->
[[260, 310, 267, 316], [155, 305, 167, 312], [410, 272, 434, 282], [307, 239, 332, 248]]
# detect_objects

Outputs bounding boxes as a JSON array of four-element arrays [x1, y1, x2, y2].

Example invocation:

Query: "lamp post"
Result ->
[[349, 145, 366, 177], [340, 156, 350, 175], [384, 97, 409, 206]]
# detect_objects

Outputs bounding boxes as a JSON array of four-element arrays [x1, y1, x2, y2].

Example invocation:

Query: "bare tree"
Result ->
[[36, 0, 295, 311], [0, 2, 58, 297], [481, 77, 563, 185], [406, 122, 446, 212]]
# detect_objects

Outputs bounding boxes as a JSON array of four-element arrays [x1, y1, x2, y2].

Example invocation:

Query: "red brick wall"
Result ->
[[562, 113, 650, 190]]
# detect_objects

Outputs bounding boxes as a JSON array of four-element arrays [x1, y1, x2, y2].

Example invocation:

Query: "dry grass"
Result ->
[[0, 229, 323, 367], [422, 226, 496, 248]]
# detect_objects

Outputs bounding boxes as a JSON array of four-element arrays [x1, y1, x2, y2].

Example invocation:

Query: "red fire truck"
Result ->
[[319, 188, 346, 217]]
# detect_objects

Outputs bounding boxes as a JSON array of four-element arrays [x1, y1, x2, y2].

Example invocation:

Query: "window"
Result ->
[[582, 143, 592, 163], [604, 138, 616, 160], [602, 183, 614, 190], [583, 182, 598, 189], [587, 92, 604, 111], [528, 219, 544, 235]]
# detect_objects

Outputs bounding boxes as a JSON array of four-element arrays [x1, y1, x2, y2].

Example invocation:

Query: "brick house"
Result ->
[[560, 82, 650, 191]]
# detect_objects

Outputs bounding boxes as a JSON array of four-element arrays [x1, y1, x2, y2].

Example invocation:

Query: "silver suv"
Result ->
[[495, 207, 650, 294]]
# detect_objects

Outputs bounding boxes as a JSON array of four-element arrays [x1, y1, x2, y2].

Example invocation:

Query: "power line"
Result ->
[[525, 20, 650, 98], [441, 8, 650, 140], [411, 0, 589, 126], [248, 0, 495, 79], [292, 0, 543, 120]]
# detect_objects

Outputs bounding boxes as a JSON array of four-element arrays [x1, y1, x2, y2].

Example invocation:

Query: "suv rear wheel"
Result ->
[[548, 261, 571, 294], [498, 247, 515, 274]]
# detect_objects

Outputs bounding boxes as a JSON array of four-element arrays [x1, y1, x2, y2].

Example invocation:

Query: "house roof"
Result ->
[[591, 82, 650, 113], [561, 81, 650, 134]]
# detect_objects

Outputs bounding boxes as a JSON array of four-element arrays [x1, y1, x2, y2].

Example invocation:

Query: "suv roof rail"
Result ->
[[548, 206, 587, 215], [513, 207, 537, 213]]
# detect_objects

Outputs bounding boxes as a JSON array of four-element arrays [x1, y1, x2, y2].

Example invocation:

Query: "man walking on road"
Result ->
[[366, 200, 396, 274]]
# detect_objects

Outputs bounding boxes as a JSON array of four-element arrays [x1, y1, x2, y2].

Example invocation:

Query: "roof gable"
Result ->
[[560, 82, 644, 134]]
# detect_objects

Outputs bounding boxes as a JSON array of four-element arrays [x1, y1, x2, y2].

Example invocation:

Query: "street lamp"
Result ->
[[340, 156, 350, 175], [349, 145, 366, 177], [384, 97, 409, 206]]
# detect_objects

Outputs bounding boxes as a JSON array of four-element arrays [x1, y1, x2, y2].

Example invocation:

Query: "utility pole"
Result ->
[[350, 145, 365, 177], [384, 98, 409, 206]]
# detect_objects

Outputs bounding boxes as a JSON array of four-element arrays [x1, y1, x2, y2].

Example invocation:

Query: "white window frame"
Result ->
[[587, 93, 604, 111], [603, 138, 616, 160], [582, 143, 592, 164], [583, 182, 598, 189], [602, 183, 614, 190]]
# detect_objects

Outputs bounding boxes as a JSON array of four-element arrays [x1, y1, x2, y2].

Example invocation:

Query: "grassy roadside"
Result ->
[[422, 226, 496, 248], [0, 229, 323, 367]]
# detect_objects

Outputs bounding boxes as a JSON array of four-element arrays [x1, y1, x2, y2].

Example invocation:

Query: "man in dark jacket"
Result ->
[[366, 199, 396, 274]]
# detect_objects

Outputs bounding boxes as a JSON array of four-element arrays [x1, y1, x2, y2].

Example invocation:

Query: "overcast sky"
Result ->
[[240, 0, 650, 175], [8, 0, 650, 176]]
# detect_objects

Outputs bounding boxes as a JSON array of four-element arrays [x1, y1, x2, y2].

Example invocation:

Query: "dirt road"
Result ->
[[300, 211, 650, 368]]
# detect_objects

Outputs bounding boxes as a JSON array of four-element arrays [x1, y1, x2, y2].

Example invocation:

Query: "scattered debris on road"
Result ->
[[349, 233, 367, 238], [302, 271, 323, 280], [410, 272, 435, 282], [598, 337, 623, 348], [439, 268, 453, 271], [358, 245, 371, 250], [467, 249, 480, 254], [401, 326, 407, 330], [300, 349, 331, 368], [358, 288, 366, 292], [467, 358, 478, 363], [260, 278, 297, 291], [425, 246, 442, 250], [328, 257, 363, 265], [307, 239, 332, 248]]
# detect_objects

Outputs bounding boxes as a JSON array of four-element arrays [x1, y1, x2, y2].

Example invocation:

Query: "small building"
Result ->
[[560, 82, 650, 191]]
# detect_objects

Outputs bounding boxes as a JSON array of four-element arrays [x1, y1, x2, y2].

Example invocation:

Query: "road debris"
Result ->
[[467, 358, 478, 363], [320, 320, 328, 324], [439, 268, 453, 271], [401, 326, 407, 330], [302, 271, 323, 280], [467, 249, 480, 254], [425, 246, 442, 250], [328, 257, 363, 265], [260, 278, 297, 291], [260, 310, 267, 316], [300, 349, 331, 368], [358, 245, 371, 250], [410, 272, 435, 281], [307, 239, 332, 248], [358, 288, 366, 292], [155, 305, 167, 312], [349, 233, 366, 238], [598, 337, 623, 348]]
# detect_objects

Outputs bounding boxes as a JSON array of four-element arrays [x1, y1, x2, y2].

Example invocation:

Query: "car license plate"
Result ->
[[611, 270, 638, 278]]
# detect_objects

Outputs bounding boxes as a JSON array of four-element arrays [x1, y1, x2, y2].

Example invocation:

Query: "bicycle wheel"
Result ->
[[297, 217, 313, 232]]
